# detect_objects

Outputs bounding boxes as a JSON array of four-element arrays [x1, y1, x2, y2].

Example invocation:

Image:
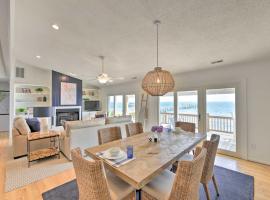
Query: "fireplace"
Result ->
[[53, 106, 81, 126]]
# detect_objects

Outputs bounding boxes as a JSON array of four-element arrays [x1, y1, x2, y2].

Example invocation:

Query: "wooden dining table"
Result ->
[[85, 131, 206, 196]]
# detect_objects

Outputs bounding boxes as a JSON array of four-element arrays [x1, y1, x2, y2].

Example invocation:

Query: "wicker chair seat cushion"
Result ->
[[106, 171, 134, 200], [142, 170, 175, 200]]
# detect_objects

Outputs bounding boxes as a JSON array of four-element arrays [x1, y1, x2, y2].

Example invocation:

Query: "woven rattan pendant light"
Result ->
[[142, 20, 175, 96]]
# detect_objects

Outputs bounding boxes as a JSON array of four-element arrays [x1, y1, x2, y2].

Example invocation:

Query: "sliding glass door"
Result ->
[[206, 88, 236, 153], [158, 86, 239, 156]]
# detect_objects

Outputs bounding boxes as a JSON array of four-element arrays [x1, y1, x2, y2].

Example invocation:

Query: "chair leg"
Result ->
[[203, 183, 211, 200], [212, 175, 220, 196]]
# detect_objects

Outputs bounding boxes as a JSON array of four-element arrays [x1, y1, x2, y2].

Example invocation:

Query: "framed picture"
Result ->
[[60, 82, 77, 105]]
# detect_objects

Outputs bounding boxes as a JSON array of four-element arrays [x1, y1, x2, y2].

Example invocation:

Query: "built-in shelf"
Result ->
[[15, 84, 51, 116]]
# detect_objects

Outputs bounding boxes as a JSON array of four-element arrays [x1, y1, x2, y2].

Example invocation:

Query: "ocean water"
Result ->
[[160, 101, 235, 117]]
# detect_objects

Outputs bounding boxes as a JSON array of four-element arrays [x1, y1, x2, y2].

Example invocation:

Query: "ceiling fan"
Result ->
[[88, 56, 124, 84]]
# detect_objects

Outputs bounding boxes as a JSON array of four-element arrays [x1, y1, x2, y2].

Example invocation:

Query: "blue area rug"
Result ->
[[42, 166, 254, 200]]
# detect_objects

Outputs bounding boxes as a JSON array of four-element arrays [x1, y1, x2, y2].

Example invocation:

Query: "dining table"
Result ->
[[85, 131, 206, 199]]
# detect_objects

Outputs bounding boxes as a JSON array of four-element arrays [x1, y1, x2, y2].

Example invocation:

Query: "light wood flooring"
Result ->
[[1, 132, 270, 200]]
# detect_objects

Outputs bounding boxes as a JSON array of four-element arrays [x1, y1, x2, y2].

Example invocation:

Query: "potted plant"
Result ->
[[35, 87, 44, 93], [16, 107, 26, 115]]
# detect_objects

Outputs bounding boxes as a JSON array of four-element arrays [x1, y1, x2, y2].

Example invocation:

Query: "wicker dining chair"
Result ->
[[200, 134, 220, 200], [142, 147, 207, 200], [71, 148, 135, 200], [172, 134, 220, 200], [175, 121, 196, 156], [175, 121, 196, 133], [98, 126, 122, 145], [125, 122, 143, 137]]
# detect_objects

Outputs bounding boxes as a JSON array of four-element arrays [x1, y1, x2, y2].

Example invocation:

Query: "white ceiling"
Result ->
[[15, 0, 270, 85]]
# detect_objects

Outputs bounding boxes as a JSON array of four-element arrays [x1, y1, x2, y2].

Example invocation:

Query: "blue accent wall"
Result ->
[[52, 71, 82, 106]]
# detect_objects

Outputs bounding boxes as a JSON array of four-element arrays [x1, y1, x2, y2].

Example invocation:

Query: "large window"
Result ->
[[177, 91, 199, 131], [108, 94, 136, 119], [115, 95, 123, 116], [159, 92, 174, 127], [126, 94, 136, 122], [108, 96, 115, 117]]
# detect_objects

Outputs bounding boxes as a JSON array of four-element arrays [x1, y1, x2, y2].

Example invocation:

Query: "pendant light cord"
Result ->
[[156, 22, 159, 68]]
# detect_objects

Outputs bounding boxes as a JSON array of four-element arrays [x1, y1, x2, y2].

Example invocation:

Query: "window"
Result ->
[[115, 95, 123, 116], [177, 90, 199, 131], [159, 92, 174, 127], [107, 94, 136, 118], [108, 96, 115, 117], [126, 94, 136, 122]]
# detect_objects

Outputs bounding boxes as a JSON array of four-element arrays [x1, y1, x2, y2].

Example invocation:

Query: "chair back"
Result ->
[[201, 134, 220, 183], [98, 126, 122, 145], [125, 122, 143, 137], [71, 148, 111, 200], [175, 121, 195, 133], [169, 147, 207, 200]]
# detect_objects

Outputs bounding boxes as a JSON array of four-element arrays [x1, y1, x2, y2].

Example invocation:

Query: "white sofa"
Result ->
[[60, 116, 132, 160]]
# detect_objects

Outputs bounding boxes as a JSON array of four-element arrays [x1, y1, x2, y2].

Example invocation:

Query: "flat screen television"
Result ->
[[84, 100, 101, 111]]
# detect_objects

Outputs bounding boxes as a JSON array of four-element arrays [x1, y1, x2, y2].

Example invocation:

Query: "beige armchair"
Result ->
[[12, 117, 52, 158]]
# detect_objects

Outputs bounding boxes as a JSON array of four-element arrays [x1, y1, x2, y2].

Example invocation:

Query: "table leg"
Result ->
[[136, 189, 141, 200]]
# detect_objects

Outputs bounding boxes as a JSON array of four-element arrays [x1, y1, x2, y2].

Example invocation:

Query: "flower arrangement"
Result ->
[[151, 126, 163, 133]]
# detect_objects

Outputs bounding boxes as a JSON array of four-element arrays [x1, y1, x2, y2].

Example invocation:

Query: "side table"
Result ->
[[27, 131, 61, 167]]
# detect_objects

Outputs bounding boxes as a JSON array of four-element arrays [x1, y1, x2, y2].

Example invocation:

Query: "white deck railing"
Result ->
[[160, 112, 234, 134]]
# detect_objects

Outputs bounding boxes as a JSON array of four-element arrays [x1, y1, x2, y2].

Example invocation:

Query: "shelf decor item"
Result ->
[[16, 107, 26, 115], [142, 20, 175, 96], [35, 87, 44, 93]]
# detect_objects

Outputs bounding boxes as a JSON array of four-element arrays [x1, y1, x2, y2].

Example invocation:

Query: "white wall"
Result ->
[[9, 61, 52, 134], [100, 58, 270, 165]]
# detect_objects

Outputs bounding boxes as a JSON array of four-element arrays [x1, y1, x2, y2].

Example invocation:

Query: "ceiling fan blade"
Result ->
[[87, 78, 98, 81], [111, 77, 125, 80]]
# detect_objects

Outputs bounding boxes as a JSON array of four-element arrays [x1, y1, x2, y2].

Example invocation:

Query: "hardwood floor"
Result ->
[[1, 132, 270, 200]]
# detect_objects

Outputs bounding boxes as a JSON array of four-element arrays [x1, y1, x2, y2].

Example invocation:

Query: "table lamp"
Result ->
[[33, 107, 52, 132]]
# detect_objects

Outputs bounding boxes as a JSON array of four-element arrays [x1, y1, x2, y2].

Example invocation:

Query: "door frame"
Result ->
[[202, 81, 247, 159]]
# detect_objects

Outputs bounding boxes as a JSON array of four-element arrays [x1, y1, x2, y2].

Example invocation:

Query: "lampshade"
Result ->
[[33, 107, 52, 118], [142, 67, 175, 96]]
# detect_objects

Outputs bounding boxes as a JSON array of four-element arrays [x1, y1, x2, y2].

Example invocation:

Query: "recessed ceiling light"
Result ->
[[36, 55, 41, 59], [52, 24, 60, 30], [211, 59, 223, 64]]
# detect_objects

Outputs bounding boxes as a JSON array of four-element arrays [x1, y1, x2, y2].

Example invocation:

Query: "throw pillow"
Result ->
[[26, 118, 41, 132]]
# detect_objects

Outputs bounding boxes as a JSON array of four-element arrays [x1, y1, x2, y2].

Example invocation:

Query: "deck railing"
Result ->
[[160, 112, 234, 134]]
